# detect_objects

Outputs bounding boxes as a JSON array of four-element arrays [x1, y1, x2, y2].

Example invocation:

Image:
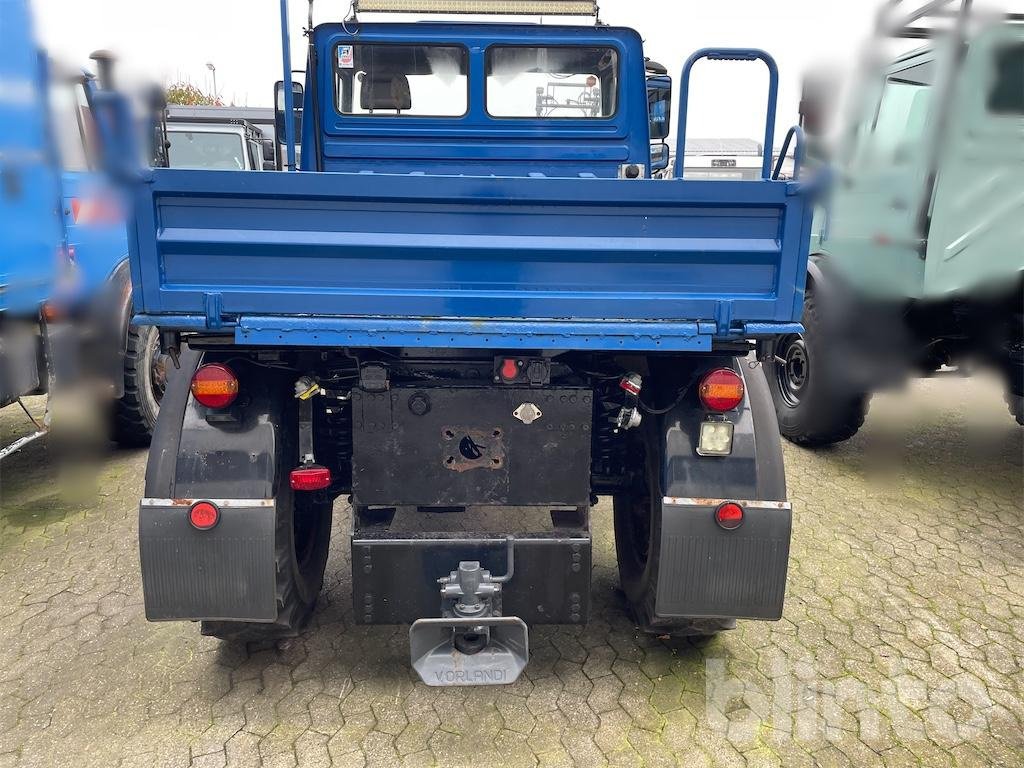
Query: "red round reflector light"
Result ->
[[189, 501, 220, 530], [699, 369, 745, 412], [715, 502, 744, 530], [290, 465, 332, 492], [191, 363, 239, 409]]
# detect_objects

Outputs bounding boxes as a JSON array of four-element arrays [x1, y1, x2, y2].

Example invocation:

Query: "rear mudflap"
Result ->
[[139, 498, 278, 622], [655, 498, 792, 621]]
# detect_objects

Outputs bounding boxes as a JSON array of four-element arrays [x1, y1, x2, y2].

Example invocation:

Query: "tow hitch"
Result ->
[[409, 538, 529, 687]]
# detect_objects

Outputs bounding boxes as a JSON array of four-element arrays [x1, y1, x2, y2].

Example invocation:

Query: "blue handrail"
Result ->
[[279, 0, 297, 171], [772, 125, 805, 180], [674, 48, 780, 181]]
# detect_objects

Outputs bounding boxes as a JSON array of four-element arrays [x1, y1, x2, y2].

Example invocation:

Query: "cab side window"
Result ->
[[870, 60, 935, 164], [48, 82, 91, 172], [987, 43, 1024, 115]]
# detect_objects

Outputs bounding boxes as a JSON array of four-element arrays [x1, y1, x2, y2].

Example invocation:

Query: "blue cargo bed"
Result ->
[[129, 169, 812, 351]]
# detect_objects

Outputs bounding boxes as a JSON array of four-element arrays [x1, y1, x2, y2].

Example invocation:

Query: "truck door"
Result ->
[[0, 4, 63, 315], [924, 26, 1024, 297], [825, 50, 944, 299]]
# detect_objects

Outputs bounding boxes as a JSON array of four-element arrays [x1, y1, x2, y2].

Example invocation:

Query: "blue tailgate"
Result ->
[[129, 169, 812, 352]]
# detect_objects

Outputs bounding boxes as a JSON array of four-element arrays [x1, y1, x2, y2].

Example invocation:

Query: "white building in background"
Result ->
[[665, 138, 797, 180]]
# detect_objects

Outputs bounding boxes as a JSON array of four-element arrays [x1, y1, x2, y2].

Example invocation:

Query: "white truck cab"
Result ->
[[166, 119, 268, 171]]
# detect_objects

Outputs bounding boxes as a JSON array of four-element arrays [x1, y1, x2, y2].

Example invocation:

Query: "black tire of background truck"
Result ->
[[765, 288, 869, 447], [201, 490, 333, 642], [112, 325, 164, 448], [1009, 394, 1024, 427], [612, 423, 735, 638]]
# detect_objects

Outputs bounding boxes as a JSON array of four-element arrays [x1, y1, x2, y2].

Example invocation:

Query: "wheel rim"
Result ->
[[148, 331, 169, 405], [776, 334, 809, 407]]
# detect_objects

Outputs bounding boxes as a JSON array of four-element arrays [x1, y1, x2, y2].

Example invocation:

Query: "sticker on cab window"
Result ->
[[338, 45, 354, 69]]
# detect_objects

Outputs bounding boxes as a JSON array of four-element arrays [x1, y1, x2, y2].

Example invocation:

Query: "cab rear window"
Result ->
[[485, 46, 618, 119], [334, 43, 468, 117], [987, 43, 1024, 115]]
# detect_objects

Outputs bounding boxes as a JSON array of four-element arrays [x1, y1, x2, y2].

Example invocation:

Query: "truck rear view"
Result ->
[[123, 2, 815, 685]]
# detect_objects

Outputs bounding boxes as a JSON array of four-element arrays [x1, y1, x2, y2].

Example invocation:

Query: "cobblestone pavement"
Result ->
[[0, 376, 1021, 768]]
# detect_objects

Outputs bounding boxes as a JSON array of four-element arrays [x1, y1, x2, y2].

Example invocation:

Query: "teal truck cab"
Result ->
[[117, 1, 815, 685], [766, 0, 1024, 442]]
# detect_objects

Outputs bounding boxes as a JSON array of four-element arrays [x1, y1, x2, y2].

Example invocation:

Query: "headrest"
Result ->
[[360, 72, 412, 111]]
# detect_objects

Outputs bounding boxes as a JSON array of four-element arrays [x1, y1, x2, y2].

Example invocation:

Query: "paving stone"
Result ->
[[0, 379, 1020, 767]]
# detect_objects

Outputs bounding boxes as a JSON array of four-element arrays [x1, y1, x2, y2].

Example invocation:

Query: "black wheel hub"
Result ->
[[148, 332, 170, 404], [776, 335, 809, 407]]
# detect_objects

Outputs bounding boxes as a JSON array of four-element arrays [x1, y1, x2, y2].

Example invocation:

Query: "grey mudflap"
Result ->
[[139, 499, 278, 622], [655, 499, 792, 620]]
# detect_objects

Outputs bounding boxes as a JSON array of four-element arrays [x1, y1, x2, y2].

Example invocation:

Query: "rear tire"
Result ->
[[1008, 394, 1024, 427], [612, 425, 733, 638], [202, 491, 333, 642], [765, 289, 869, 447], [112, 325, 165, 448]]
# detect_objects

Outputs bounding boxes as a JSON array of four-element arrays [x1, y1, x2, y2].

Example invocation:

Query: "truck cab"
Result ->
[[1, 2, 165, 455], [766, 2, 1024, 444], [121, 3, 813, 687], [166, 119, 268, 171], [297, 22, 659, 178]]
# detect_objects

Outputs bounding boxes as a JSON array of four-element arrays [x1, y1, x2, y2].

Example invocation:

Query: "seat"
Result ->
[[360, 72, 412, 112]]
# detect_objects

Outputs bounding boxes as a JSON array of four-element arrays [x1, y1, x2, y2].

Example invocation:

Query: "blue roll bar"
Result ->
[[674, 48, 780, 181], [279, 0, 297, 171]]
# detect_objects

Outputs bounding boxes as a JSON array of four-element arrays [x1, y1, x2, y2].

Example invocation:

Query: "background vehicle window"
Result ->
[[987, 43, 1024, 115], [48, 82, 90, 171], [486, 46, 618, 119], [334, 44, 468, 117], [870, 60, 934, 163], [167, 131, 246, 170]]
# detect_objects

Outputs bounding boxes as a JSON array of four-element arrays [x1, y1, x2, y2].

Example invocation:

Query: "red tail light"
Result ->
[[715, 502, 744, 530], [191, 363, 239, 408], [189, 501, 220, 530], [500, 358, 519, 381], [290, 465, 332, 491], [698, 369, 745, 412]]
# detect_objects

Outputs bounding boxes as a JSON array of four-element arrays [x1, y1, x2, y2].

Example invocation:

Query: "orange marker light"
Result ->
[[190, 363, 239, 409], [698, 369, 745, 412]]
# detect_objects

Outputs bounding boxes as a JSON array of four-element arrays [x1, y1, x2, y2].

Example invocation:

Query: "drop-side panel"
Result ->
[[128, 170, 813, 338]]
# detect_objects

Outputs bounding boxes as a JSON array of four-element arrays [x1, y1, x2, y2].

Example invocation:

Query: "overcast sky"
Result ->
[[33, 0, 885, 144]]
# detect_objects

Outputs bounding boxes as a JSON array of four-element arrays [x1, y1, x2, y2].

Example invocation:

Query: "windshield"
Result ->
[[335, 44, 468, 117], [167, 130, 247, 170], [486, 46, 618, 119]]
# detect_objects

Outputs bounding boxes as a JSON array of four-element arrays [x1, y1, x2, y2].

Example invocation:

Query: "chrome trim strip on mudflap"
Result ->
[[141, 498, 275, 508], [662, 497, 791, 511]]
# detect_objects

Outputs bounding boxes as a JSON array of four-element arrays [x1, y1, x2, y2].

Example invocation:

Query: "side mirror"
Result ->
[[261, 139, 277, 170], [650, 143, 670, 173], [647, 75, 672, 142], [799, 69, 840, 138], [274, 80, 303, 144]]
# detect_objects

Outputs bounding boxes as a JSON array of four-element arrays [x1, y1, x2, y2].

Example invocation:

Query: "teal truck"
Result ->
[[767, 0, 1024, 443]]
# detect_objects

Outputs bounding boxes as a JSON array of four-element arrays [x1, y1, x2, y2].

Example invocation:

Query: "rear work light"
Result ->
[[189, 501, 220, 530], [698, 369, 745, 412], [290, 465, 332, 492], [715, 502, 744, 530], [190, 363, 239, 409]]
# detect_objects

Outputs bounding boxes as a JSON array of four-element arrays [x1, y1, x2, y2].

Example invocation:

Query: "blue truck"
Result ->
[[117, 0, 815, 686], [0, 1, 165, 458]]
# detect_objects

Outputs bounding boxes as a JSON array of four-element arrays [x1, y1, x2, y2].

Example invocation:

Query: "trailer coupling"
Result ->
[[409, 537, 529, 687]]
